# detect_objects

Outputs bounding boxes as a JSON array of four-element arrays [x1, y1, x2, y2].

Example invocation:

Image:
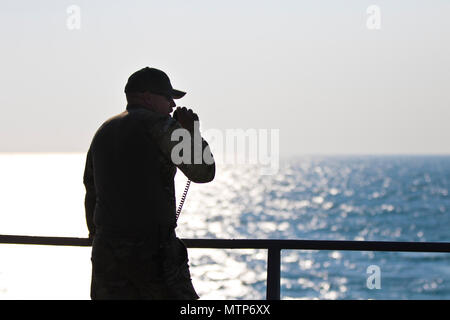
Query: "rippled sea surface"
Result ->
[[0, 154, 449, 299]]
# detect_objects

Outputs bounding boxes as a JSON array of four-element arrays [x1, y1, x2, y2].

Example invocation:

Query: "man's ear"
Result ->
[[142, 92, 153, 105]]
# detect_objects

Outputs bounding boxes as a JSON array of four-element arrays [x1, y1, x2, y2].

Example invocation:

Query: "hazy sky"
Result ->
[[0, 0, 449, 156]]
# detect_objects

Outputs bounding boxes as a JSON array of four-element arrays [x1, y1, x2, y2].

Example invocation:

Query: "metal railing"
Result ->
[[1, 234, 450, 300]]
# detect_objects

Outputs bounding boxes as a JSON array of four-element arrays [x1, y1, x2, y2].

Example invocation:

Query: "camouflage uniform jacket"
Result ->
[[83, 104, 215, 299]]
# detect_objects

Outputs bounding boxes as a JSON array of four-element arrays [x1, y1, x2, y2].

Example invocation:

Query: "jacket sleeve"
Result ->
[[146, 114, 216, 183], [83, 147, 97, 237]]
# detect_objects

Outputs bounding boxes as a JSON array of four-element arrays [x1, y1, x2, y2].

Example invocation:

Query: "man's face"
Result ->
[[145, 92, 176, 116]]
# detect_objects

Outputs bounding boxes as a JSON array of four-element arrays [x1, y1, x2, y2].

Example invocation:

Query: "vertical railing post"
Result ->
[[266, 247, 281, 300]]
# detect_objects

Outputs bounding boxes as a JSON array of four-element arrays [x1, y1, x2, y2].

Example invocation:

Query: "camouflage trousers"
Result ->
[[90, 232, 199, 300]]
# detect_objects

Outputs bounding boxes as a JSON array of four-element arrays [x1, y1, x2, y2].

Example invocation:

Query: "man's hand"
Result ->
[[173, 107, 199, 132]]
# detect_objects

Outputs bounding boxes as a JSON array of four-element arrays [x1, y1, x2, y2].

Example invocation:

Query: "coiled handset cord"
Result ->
[[172, 110, 193, 222], [175, 180, 191, 222]]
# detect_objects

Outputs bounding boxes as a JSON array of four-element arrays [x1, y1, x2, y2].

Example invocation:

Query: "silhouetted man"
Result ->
[[83, 67, 215, 299]]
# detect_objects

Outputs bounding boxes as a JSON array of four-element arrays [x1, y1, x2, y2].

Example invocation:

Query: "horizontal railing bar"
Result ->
[[0, 235, 91, 247], [1, 234, 450, 252], [185, 239, 450, 252]]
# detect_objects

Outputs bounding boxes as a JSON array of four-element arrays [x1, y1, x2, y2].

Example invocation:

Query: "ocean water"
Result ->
[[0, 153, 449, 299]]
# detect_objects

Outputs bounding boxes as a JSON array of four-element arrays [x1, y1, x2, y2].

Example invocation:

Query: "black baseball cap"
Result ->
[[124, 67, 186, 99]]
